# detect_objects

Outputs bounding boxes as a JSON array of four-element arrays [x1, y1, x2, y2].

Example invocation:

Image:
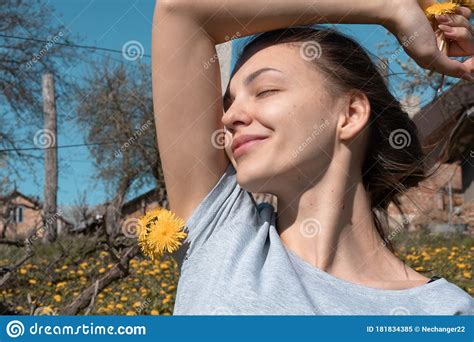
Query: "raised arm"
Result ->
[[157, 0, 473, 78]]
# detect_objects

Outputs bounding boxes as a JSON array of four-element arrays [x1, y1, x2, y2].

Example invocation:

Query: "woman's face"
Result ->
[[222, 42, 341, 195]]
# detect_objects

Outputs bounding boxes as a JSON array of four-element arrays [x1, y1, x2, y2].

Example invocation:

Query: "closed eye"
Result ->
[[256, 89, 279, 98]]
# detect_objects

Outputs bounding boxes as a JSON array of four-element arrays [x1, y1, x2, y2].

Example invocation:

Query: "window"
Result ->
[[14, 206, 23, 223]]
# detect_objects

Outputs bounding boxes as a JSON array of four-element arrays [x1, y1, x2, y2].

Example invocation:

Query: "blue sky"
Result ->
[[12, 0, 435, 206]]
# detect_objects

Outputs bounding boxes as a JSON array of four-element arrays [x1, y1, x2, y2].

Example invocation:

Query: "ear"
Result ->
[[338, 90, 371, 141]]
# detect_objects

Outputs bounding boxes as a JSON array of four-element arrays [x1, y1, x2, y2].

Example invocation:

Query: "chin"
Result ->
[[235, 161, 270, 194]]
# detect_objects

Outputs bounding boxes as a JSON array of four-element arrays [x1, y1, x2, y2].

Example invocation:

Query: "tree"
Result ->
[[74, 59, 162, 238], [0, 0, 81, 188]]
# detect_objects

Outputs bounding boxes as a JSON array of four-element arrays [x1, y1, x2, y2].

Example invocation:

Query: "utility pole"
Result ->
[[42, 73, 58, 242]]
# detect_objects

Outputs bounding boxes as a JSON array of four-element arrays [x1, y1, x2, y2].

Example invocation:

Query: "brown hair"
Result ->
[[230, 25, 437, 253]]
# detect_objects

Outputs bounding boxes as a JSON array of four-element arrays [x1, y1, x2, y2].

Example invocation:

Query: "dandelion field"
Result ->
[[0, 231, 472, 315]]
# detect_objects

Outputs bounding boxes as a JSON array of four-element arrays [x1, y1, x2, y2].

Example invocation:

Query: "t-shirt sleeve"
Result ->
[[178, 161, 259, 269]]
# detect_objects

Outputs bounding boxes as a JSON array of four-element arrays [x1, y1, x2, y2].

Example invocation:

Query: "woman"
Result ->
[[151, 0, 474, 315]]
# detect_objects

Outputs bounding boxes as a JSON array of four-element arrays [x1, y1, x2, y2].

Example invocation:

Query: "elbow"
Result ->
[[155, 0, 200, 17], [155, 0, 221, 29]]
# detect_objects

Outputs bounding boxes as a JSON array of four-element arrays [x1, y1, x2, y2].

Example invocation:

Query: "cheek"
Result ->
[[280, 101, 335, 162]]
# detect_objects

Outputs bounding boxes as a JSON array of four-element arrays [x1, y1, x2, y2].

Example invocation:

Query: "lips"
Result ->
[[231, 134, 269, 158]]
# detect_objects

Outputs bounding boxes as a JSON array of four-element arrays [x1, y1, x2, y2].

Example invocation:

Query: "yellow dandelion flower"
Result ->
[[28, 279, 37, 285], [98, 268, 106, 274], [137, 208, 187, 260], [126, 311, 136, 316], [53, 294, 62, 302], [120, 296, 128, 302], [463, 271, 472, 279], [424, 2, 459, 17], [457, 263, 466, 269], [19, 268, 27, 275], [150, 309, 159, 315], [116, 303, 123, 309], [415, 266, 424, 271], [420, 1, 472, 76], [451, 0, 474, 10]]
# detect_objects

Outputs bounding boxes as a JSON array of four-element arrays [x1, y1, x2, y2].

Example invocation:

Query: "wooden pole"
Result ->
[[42, 73, 58, 242]]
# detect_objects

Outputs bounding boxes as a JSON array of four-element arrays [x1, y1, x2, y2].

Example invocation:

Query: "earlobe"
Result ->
[[338, 92, 371, 141]]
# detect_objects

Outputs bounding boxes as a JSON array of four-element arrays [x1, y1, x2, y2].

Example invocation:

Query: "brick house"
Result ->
[[121, 187, 168, 222], [388, 79, 474, 234], [0, 190, 73, 240]]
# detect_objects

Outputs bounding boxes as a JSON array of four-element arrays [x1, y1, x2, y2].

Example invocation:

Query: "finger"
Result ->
[[435, 13, 471, 29], [454, 5, 472, 19], [439, 25, 474, 52], [439, 24, 473, 40], [424, 50, 473, 80], [446, 41, 473, 57], [464, 56, 474, 71], [446, 41, 472, 56]]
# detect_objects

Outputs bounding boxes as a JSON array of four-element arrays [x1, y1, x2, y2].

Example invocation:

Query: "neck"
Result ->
[[275, 156, 403, 284]]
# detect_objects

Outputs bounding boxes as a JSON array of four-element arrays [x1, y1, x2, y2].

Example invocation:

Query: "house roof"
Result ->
[[122, 187, 162, 212], [0, 190, 41, 208], [412, 79, 474, 165], [0, 189, 73, 226]]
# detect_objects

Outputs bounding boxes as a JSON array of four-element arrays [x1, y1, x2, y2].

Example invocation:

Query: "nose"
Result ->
[[221, 101, 253, 136]]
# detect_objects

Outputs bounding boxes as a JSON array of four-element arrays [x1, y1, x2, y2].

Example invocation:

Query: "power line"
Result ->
[[0, 33, 151, 58], [0, 140, 130, 153]]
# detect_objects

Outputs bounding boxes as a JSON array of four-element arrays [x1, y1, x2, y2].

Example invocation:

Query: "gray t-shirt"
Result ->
[[172, 162, 474, 315]]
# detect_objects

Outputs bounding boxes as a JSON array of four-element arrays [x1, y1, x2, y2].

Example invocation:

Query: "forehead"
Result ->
[[227, 43, 311, 95]]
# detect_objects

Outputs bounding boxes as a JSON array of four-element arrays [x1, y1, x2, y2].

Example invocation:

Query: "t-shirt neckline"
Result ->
[[283, 244, 446, 295]]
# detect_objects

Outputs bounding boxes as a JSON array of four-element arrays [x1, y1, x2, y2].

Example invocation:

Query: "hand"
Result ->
[[435, 7, 474, 57], [383, 0, 474, 81]]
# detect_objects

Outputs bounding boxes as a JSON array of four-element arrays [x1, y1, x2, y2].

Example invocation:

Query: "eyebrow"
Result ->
[[223, 67, 283, 106]]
